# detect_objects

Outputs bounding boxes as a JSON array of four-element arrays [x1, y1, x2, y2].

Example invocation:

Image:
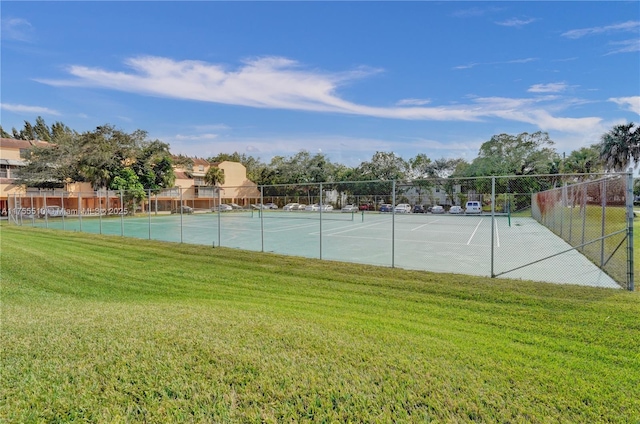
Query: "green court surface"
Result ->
[[19, 210, 620, 289]]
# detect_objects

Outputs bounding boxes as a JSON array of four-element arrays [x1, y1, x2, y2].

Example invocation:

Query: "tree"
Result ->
[[0, 125, 11, 138], [563, 145, 603, 174], [204, 166, 225, 186], [17, 124, 175, 192], [466, 132, 558, 177], [110, 167, 146, 211], [599, 123, 640, 171], [355, 151, 408, 198], [33, 116, 51, 142]]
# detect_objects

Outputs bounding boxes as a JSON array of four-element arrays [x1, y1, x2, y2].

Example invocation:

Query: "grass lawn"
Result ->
[[1, 225, 639, 423]]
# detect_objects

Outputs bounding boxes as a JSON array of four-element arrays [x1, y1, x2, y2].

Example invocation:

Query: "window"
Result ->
[[198, 165, 204, 172], [0, 165, 7, 178]]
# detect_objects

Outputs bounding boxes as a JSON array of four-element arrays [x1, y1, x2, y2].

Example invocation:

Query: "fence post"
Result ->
[[78, 192, 82, 232], [627, 169, 635, 291], [319, 182, 323, 260], [179, 188, 183, 243], [260, 186, 264, 253], [392, 180, 396, 268], [148, 189, 152, 240], [44, 193, 48, 229], [217, 186, 221, 247], [600, 179, 606, 266], [120, 190, 124, 237], [491, 176, 495, 278]]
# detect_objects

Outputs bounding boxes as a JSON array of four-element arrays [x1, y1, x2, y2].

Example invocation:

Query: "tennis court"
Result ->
[[25, 210, 619, 289]]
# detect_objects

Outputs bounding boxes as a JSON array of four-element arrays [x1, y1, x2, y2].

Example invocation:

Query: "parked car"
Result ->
[[320, 204, 334, 212], [265, 203, 279, 209], [359, 204, 371, 211], [431, 205, 445, 214], [294, 204, 307, 210], [216, 204, 233, 212], [172, 205, 193, 214], [394, 203, 412, 213], [283, 203, 299, 211], [228, 203, 243, 210], [449, 205, 463, 214], [465, 201, 482, 214], [412, 205, 426, 213], [379, 204, 393, 213], [341, 204, 358, 213], [305, 204, 320, 211]]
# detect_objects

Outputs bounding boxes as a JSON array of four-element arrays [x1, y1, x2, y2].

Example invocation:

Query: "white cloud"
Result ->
[[609, 96, 640, 115], [605, 38, 640, 55], [39, 55, 603, 136], [527, 82, 568, 93], [1, 103, 60, 115], [174, 133, 219, 141], [562, 20, 639, 39], [1, 17, 34, 42], [495, 18, 536, 28], [453, 57, 537, 70], [396, 98, 431, 106]]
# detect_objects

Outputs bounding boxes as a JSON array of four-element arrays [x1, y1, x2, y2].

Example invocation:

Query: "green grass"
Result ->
[[1, 225, 639, 423]]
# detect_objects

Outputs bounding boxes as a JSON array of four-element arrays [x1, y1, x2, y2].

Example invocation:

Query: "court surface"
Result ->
[[25, 210, 620, 289]]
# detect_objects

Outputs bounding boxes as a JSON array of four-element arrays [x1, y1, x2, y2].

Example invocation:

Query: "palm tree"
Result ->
[[204, 166, 225, 187], [599, 123, 640, 171]]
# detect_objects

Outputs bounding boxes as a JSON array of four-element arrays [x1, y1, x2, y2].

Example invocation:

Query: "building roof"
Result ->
[[174, 171, 192, 180], [0, 138, 51, 149], [192, 158, 210, 166]]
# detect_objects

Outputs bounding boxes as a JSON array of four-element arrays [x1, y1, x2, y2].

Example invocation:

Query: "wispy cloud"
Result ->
[[174, 133, 219, 141], [495, 18, 536, 28], [1, 103, 60, 115], [453, 57, 538, 70], [527, 83, 568, 93], [605, 38, 640, 55], [396, 98, 431, 106], [609, 96, 640, 115], [1, 17, 34, 42], [38, 55, 600, 134], [562, 20, 639, 39]]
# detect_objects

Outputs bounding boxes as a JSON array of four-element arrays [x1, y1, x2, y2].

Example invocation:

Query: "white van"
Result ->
[[465, 201, 482, 214]]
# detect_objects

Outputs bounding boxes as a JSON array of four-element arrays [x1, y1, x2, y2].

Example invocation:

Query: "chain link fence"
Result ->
[[7, 172, 634, 290]]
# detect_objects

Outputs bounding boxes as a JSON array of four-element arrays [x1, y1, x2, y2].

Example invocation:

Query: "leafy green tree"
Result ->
[[17, 124, 175, 192], [15, 130, 83, 188], [563, 145, 603, 174], [599, 123, 640, 171], [109, 168, 146, 212], [133, 140, 176, 192], [33, 116, 51, 142], [408, 154, 434, 205], [0, 125, 11, 138], [466, 132, 558, 177]]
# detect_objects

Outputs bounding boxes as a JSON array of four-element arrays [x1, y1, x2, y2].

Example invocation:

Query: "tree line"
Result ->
[[2, 118, 638, 199]]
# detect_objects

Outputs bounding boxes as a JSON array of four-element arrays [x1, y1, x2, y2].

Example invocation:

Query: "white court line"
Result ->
[[309, 220, 389, 236], [410, 219, 440, 231], [467, 218, 483, 245]]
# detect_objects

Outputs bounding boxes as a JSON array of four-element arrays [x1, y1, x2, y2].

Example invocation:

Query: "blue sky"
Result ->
[[1, 1, 639, 167]]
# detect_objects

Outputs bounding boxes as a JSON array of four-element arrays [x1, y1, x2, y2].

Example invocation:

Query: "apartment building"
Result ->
[[0, 137, 259, 215]]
